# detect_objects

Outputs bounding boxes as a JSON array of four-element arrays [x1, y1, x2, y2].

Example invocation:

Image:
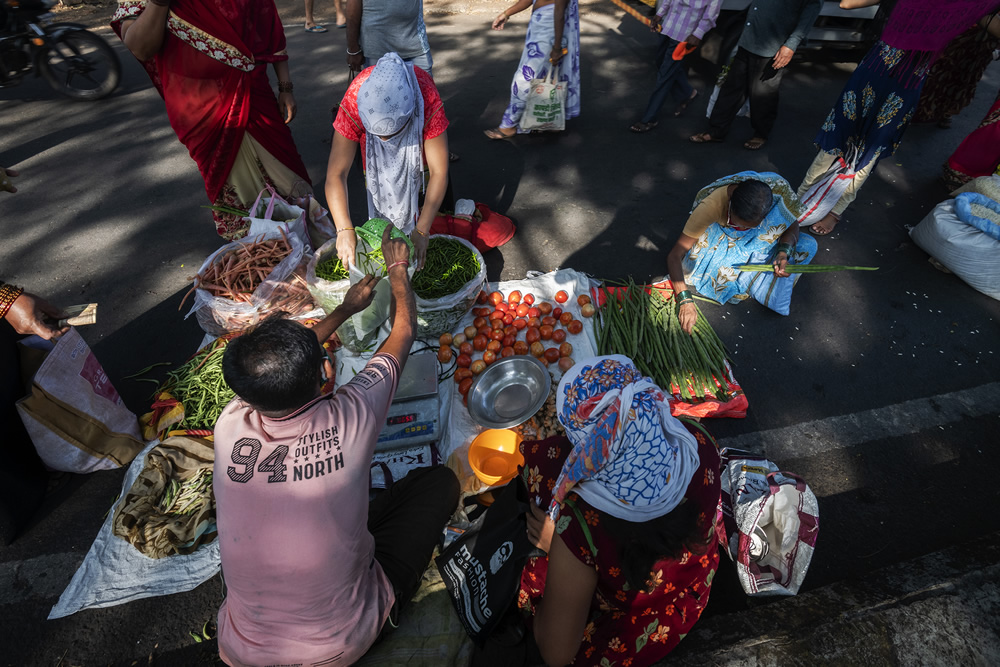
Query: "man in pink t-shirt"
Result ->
[[213, 228, 459, 666]]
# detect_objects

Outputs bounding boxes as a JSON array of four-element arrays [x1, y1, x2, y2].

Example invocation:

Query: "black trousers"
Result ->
[[368, 464, 460, 612], [708, 47, 785, 140]]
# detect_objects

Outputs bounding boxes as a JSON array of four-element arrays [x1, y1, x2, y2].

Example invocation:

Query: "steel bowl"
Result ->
[[467, 355, 552, 429]]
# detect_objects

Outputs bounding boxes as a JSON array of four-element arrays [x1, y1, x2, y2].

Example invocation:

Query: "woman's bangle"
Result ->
[[387, 260, 409, 272], [676, 290, 692, 302], [0, 282, 24, 320], [337, 227, 355, 235], [413, 227, 428, 238], [774, 242, 793, 257], [277, 81, 293, 93], [347, 47, 363, 56]]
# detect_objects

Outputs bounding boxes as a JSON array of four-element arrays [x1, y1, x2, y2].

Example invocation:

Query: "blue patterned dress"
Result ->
[[500, 0, 581, 132]]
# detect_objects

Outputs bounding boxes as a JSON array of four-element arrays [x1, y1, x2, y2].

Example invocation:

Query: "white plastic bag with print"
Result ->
[[519, 69, 566, 132], [716, 449, 819, 596], [16, 329, 144, 473]]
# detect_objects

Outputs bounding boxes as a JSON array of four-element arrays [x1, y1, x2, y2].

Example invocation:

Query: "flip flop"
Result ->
[[689, 132, 722, 144], [304, 24, 328, 33], [628, 121, 658, 133], [336, 22, 347, 29], [674, 89, 698, 117], [744, 137, 767, 150], [484, 127, 516, 140]]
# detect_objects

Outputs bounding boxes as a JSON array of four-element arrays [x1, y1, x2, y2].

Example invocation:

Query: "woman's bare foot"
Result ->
[[810, 211, 840, 235]]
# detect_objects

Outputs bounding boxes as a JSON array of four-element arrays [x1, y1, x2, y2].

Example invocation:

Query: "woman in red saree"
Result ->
[[112, 0, 312, 239]]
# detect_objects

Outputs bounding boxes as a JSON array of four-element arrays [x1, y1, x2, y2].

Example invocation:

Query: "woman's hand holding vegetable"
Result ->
[[335, 228, 357, 266], [526, 502, 556, 553], [6, 292, 68, 340], [772, 251, 790, 278], [410, 228, 429, 272], [678, 301, 698, 335]]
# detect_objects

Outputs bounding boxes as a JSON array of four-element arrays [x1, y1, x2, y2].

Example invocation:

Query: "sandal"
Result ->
[[484, 127, 516, 140], [628, 121, 658, 133], [743, 136, 766, 150], [304, 24, 328, 33], [689, 132, 722, 144], [674, 89, 698, 117]]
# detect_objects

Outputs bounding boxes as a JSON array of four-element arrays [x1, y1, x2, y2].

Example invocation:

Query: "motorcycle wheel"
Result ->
[[39, 30, 121, 101]]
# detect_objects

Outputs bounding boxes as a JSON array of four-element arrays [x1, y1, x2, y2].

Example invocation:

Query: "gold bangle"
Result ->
[[413, 227, 428, 238], [337, 227, 356, 234]]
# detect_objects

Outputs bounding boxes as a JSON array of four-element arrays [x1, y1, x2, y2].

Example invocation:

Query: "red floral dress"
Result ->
[[517, 421, 721, 667]]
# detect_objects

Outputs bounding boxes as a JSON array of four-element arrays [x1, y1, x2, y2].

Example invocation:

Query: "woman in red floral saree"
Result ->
[[112, 0, 312, 239]]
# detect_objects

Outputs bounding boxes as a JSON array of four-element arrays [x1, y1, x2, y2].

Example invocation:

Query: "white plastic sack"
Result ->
[[910, 199, 1000, 300], [519, 70, 566, 132], [414, 235, 487, 338], [15, 330, 144, 473], [717, 449, 819, 596], [348, 237, 416, 346], [185, 228, 306, 335], [305, 236, 352, 313], [246, 191, 310, 251]]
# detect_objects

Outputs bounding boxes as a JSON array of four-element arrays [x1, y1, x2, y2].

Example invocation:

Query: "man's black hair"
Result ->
[[730, 179, 773, 225], [222, 318, 322, 414]]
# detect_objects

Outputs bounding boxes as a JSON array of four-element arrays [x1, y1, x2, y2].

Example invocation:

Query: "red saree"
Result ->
[[112, 0, 310, 226]]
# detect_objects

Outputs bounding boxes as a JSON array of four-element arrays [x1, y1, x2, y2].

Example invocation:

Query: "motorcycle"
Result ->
[[0, 0, 120, 100]]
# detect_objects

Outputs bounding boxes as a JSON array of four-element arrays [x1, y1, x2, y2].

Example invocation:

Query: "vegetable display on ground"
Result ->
[[594, 279, 731, 401], [158, 468, 213, 517]]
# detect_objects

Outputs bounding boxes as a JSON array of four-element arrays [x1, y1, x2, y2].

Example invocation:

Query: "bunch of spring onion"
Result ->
[[594, 279, 731, 401]]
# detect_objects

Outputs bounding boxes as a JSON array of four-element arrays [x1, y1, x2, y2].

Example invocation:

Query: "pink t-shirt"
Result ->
[[213, 353, 400, 667]]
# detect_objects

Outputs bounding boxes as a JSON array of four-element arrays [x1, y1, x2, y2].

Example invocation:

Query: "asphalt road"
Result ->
[[1, 1, 999, 664]]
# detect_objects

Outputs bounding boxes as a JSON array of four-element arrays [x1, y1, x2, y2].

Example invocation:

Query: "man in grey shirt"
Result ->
[[690, 0, 821, 150], [345, 0, 433, 75]]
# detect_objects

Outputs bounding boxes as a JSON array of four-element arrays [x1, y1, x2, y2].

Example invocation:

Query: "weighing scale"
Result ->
[[376, 352, 440, 452]]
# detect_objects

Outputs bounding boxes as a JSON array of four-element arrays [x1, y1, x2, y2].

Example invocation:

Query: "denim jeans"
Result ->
[[640, 34, 694, 124]]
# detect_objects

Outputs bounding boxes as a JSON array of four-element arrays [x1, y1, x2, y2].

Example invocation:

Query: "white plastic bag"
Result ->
[[246, 189, 310, 251], [186, 228, 306, 335], [519, 69, 566, 132], [716, 449, 819, 596], [16, 330, 145, 473], [910, 198, 1000, 300], [414, 235, 486, 338]]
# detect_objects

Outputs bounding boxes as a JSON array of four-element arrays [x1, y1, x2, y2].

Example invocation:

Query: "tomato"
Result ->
[[491, 318, 504, 330], [559, 342, 573, 357], [558, 357, 575, 372], [539, 324, 554, 340], [464, 325, 477, 339], [537, 302, 553, 315], [473, 335, 488, 351], [459, 341, 473, 356], [538, 356, 549, 367], [577, 294, 592, 306], [500, 313, 512, 325], [496, 301, 509, 313], [525, 327, 541, 344], [473, 316, 487, 330], [544, 347, 561, 363], [527, 316, 542, 328], [581, 303, 596, 318], [508, 290, 522, 305], [476, 290, 489, 305], [473, 307, 490, 317], [453, 333, 467, 346], [522, 293, 535, 306], [567, 319, 584, 334], [541, 316, 557, 327], [554, 290, 569, 303], [487, 339, 502, 352], [489, 291, 504, 306], [527, 307, 540, 318], [457, 353, 472, 368], [513, 340, 529, 355], [439, 333, 453, 347], [489, 329, 504, 341], [501, 346, 515, 358], [454, 368, 473, 383], [513, 318, 527, 330], [515, 303, 529, 317], [559, 312, 573, 326], [489, 310, 505, 321], [552, 307, 563, 319], [483, 350, 497, 365], [479, 326, 493, 338], [530, 341, 545, 358], [437, 346, 453, 363], [502, 335, 516, 348], [551, 329, 566, 343], [459, 378, 474, 395], [503, 325, 517, 338], [470, 360, 487, 375]]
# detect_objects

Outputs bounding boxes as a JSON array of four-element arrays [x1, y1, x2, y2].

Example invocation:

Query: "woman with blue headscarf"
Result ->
[[477, 356, 720, 667], [325, 52, 450, 270]]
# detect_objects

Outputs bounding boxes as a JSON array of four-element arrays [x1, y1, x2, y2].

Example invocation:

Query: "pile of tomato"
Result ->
[[439, 288, 596, 400]]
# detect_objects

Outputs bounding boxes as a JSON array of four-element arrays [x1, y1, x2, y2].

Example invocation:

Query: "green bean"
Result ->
[[412, 238, 481, 299]]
